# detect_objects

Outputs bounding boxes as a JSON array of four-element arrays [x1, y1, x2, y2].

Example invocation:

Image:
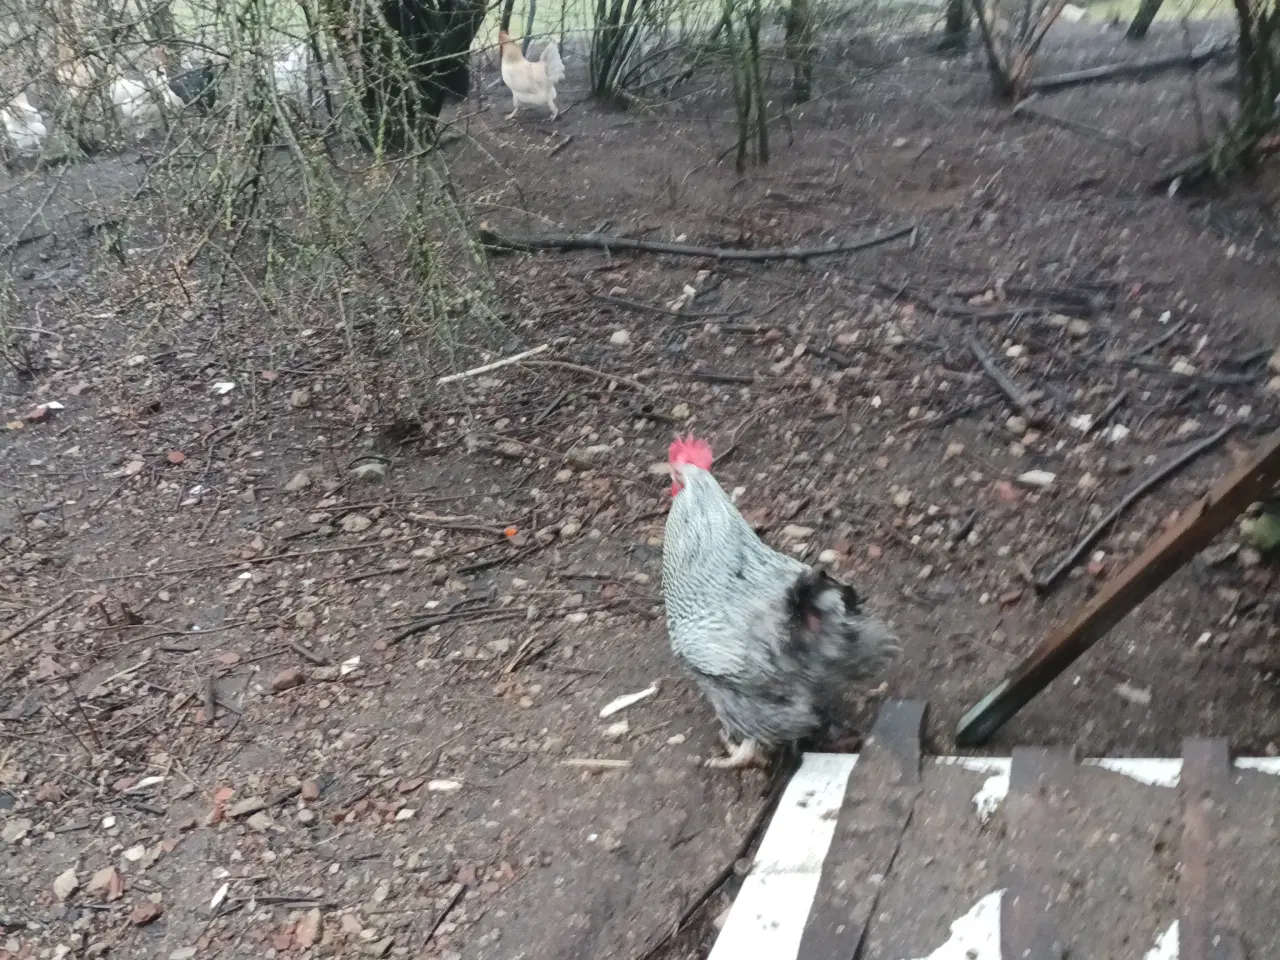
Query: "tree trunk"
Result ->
[[940, 0, 970, 51], [782, 0, 814, 100], [1125, 0, 1164, 41]]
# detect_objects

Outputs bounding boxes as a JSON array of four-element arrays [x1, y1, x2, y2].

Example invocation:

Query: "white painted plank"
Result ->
[[707, 752, 857, 960], [906, 890, 1003, 960], [709, 753, 1278, 960]]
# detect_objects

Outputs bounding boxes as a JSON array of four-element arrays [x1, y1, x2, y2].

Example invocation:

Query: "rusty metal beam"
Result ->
[[956, 428, 1280, 748]]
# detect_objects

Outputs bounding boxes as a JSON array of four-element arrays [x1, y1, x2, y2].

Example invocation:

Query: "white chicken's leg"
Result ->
[[505, 95, 519, 120], [705, 737, 766, 770], [547, 95, 558, 121]]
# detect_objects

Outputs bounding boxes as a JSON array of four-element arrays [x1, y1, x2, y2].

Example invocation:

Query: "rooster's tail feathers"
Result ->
[[540, 40, 565, 83], [786, 568, 899, 675]]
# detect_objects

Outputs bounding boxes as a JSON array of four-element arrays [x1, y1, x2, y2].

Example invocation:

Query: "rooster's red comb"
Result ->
[[668, 434, 713, 470]]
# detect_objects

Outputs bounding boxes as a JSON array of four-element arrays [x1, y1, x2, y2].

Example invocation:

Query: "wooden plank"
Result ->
[[1002, 747, 1076, 960], [707, 754, 858, 960], [794, 700, 926, 960], [1180, 739, 1247, 960], [859, 760, 1008, 960], [957, 428, 1280, 746]]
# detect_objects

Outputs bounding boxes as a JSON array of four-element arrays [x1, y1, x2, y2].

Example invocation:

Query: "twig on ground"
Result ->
[[548, 134, 574, 157], [1012, 96, 1148, 155], [1030, 38, 1232, 93], [1083, 390, 1128, 436], [387, 602, 506, 646], [964, 333, 1039, 422], [424, 884, 467, 945], [203, 675, 217, 726], [437, 344, 551, 385], [1, 594, 74, 645], [519, 359, 651, 395], [93, 536, 428, 581], [1034, 423, 1234, 592], [632, 756, 796, 960], [290, 642, 329, 666], [1120, 318, 1188, 361], [477, 224, 917, 262]]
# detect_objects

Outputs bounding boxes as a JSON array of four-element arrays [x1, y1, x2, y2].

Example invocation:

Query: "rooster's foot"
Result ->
[[505, 109, 519, 119], [705, 737, 766, 770]]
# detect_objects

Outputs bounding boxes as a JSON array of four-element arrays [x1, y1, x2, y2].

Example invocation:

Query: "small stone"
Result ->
[[1176, 419, 1200, 437], [1239, 546, 1263, 568], [560, 520, 581, 538], [670, 403, 690, 420], [1171, 358, 1197, 376], [245, 811, 272, 832], [1200, 542, 1239, 566], [891, 489, 912, 509], [1005, 415, 1028, 436], [1066, 318, 1090, 337], [301, 781, 320, 801], [169, 949, 197, 960], [297, 808, 317, 825], [2, 818, 32, 844], [272, 668, 306, 692], [1016, 470, 1056, 489], [818, 548, 838, 564], [1115, 682, 1152, 706], [609, 330, 631, 345], [129, 902, 164, 926], [296, 908, 322, 948], [781, 524, 815, 539], [285, 471, 312, 493], [1268, 376, 1280, 394], [227, 796, 267, 819], [944, 442, 964, 461], [291, 388, 312, 409], [53, 868, 79, 901], [341, 513, 372, 533], [603, 720, 629, 740]]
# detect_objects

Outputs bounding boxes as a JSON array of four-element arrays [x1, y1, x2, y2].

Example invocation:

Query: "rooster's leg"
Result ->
[[548, 98, 558, 121], [505, 97, 519, 120], [705, 737, 766, 770]]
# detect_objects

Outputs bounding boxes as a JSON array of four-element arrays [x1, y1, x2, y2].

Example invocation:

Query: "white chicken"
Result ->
[[662, 435, 899, 769], [497, 30, 565, 120], [1, 91, 48, 153], [111, 67, 184, 134]]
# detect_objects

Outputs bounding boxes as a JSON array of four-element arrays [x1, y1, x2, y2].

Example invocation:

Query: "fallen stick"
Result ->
[[1120, 317, 1188, 361], [1082, 389, 1128, 436], [1034, 423, 1234, 592], [437, 343, 550, 385], [1013, 97, 1148, 156], [519, 359, 651, 395], [1030, 39, 1232, 94], [476, 223, 916, 262], [957, 425, 1280, 747], [1, 594, 74, 645], [964, 333, 1039, 423]]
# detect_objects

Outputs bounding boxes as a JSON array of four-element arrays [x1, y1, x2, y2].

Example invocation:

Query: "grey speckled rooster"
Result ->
[[662, 434, 899, 770]]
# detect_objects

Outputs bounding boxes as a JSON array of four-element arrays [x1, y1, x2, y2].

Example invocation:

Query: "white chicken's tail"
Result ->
[[540, 40, 565, 84]]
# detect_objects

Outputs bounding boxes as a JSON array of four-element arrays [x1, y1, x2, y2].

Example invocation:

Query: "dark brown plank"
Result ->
[[1002, 747, 1076, 960], [795, 700, 926, 960], [1180, 739, 1247, 960], [957, 427, 1280, 746]]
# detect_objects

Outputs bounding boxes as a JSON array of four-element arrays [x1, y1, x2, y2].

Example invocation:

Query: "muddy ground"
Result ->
[[3, 15, 1280, 960]]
